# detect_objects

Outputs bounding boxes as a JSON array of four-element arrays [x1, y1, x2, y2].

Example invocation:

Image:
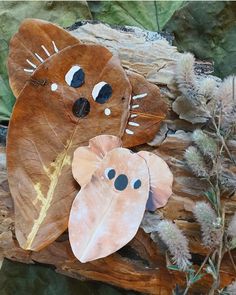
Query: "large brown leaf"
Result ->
[[7, 42, 131, 251], [69, 148, 150, 263]]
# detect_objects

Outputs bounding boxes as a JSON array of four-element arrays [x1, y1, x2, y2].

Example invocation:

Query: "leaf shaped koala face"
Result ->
[[72, 135, 173, 213], [7, 21, 131, 251], [69, 148, 150, 263]]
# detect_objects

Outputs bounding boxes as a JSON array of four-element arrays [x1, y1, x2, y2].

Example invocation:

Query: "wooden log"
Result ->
[[1, 131, 236, 294], [1, 22, 235, 294]]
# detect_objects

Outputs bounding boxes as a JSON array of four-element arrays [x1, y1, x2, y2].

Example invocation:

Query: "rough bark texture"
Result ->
[[1, 22, 235, 294]]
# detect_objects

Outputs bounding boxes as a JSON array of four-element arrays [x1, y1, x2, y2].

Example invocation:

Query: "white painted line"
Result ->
[[125, 129, 134, 135], [128, 122, 140, 127], [24, 68, 34, 73], [41, 45, 51, 57], [52, 41, 59, 53], [130, 114, 138, 118], [26, 59, 36, 68], [132, 104, 139, 109], [34, 53, 44, 63], [132, 93, 147, 100]]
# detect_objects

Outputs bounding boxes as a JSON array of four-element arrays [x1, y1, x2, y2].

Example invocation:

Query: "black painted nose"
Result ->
[[72, 97, 90, 118], [114, 174, 128, 191]]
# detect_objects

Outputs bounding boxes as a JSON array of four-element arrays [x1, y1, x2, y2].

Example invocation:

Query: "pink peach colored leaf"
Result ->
[[69, 147, 149, 262], [138, 151, 173, 211]]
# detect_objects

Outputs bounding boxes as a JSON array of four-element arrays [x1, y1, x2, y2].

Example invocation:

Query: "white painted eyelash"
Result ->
[[26, 59, 37, 68], [23, 41, 60, 74], [128, 122, 139, 127], [52, 41, 59, 53], [132, 93, 147, 100], [125, 129, 134, 135], [34, 53, 44, 63], [24, 68, 34, 73], [41, 45, 51, 57]]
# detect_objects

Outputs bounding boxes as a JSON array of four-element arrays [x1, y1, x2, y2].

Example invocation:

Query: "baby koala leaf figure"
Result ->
[[7, 19, 168, 251], [69, 135, 173, 262]]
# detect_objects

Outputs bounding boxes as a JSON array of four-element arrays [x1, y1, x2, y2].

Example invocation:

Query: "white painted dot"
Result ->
[[104, 108, 111, 116], [51, 83, 58, 91]]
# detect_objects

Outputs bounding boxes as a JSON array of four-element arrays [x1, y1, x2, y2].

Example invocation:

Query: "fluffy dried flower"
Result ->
[[216, 76, 236, 110], [199, 77, 217, 100], [228, 212, 236, 238], [192, 129, 217, 160], [184, 146, 209, 178], [193, 202, 221, 248], [225, 280, 236, 294], [156, 220, 191, 271], [176, 53, 198, 102], [216, 75, 236, 131]]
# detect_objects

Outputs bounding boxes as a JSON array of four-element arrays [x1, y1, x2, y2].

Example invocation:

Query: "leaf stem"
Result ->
[[228, 248, 236, 275], [182, 253, 210, 295], [212, 118, 235, 164], [209, 206, 225, 294]]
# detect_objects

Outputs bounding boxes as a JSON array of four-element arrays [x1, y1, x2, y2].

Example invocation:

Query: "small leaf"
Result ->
[[204, 190, 217, 208], [229, 237, 236, 250], [190, 273, 205, 284], [221, 292, 230, 295], [206, 258, 218, 280], [187, 268, 196, 282], [167, 264, 181, 271]]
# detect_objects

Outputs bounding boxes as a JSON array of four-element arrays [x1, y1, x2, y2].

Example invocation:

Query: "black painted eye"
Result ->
[[72, 98, 90, 118], [105, 168, 116, 180], [92, 81, 112, 104], [131, 179, 142, 189], [65, 65, 85, 88], [114, 174, 128, 191]]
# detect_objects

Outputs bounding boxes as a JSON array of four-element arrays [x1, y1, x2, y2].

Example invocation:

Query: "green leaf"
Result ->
[[206, 258, 218, 280], [167, 264, 181, 271], [0, 75, 15, 122], [219, 290, 230, 295], [88, 1, 184, 31], [190, 273, 205, 284], [164, 1, 236, 77], [0, 40, 15, 121], [205, 190, 217, 208]]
